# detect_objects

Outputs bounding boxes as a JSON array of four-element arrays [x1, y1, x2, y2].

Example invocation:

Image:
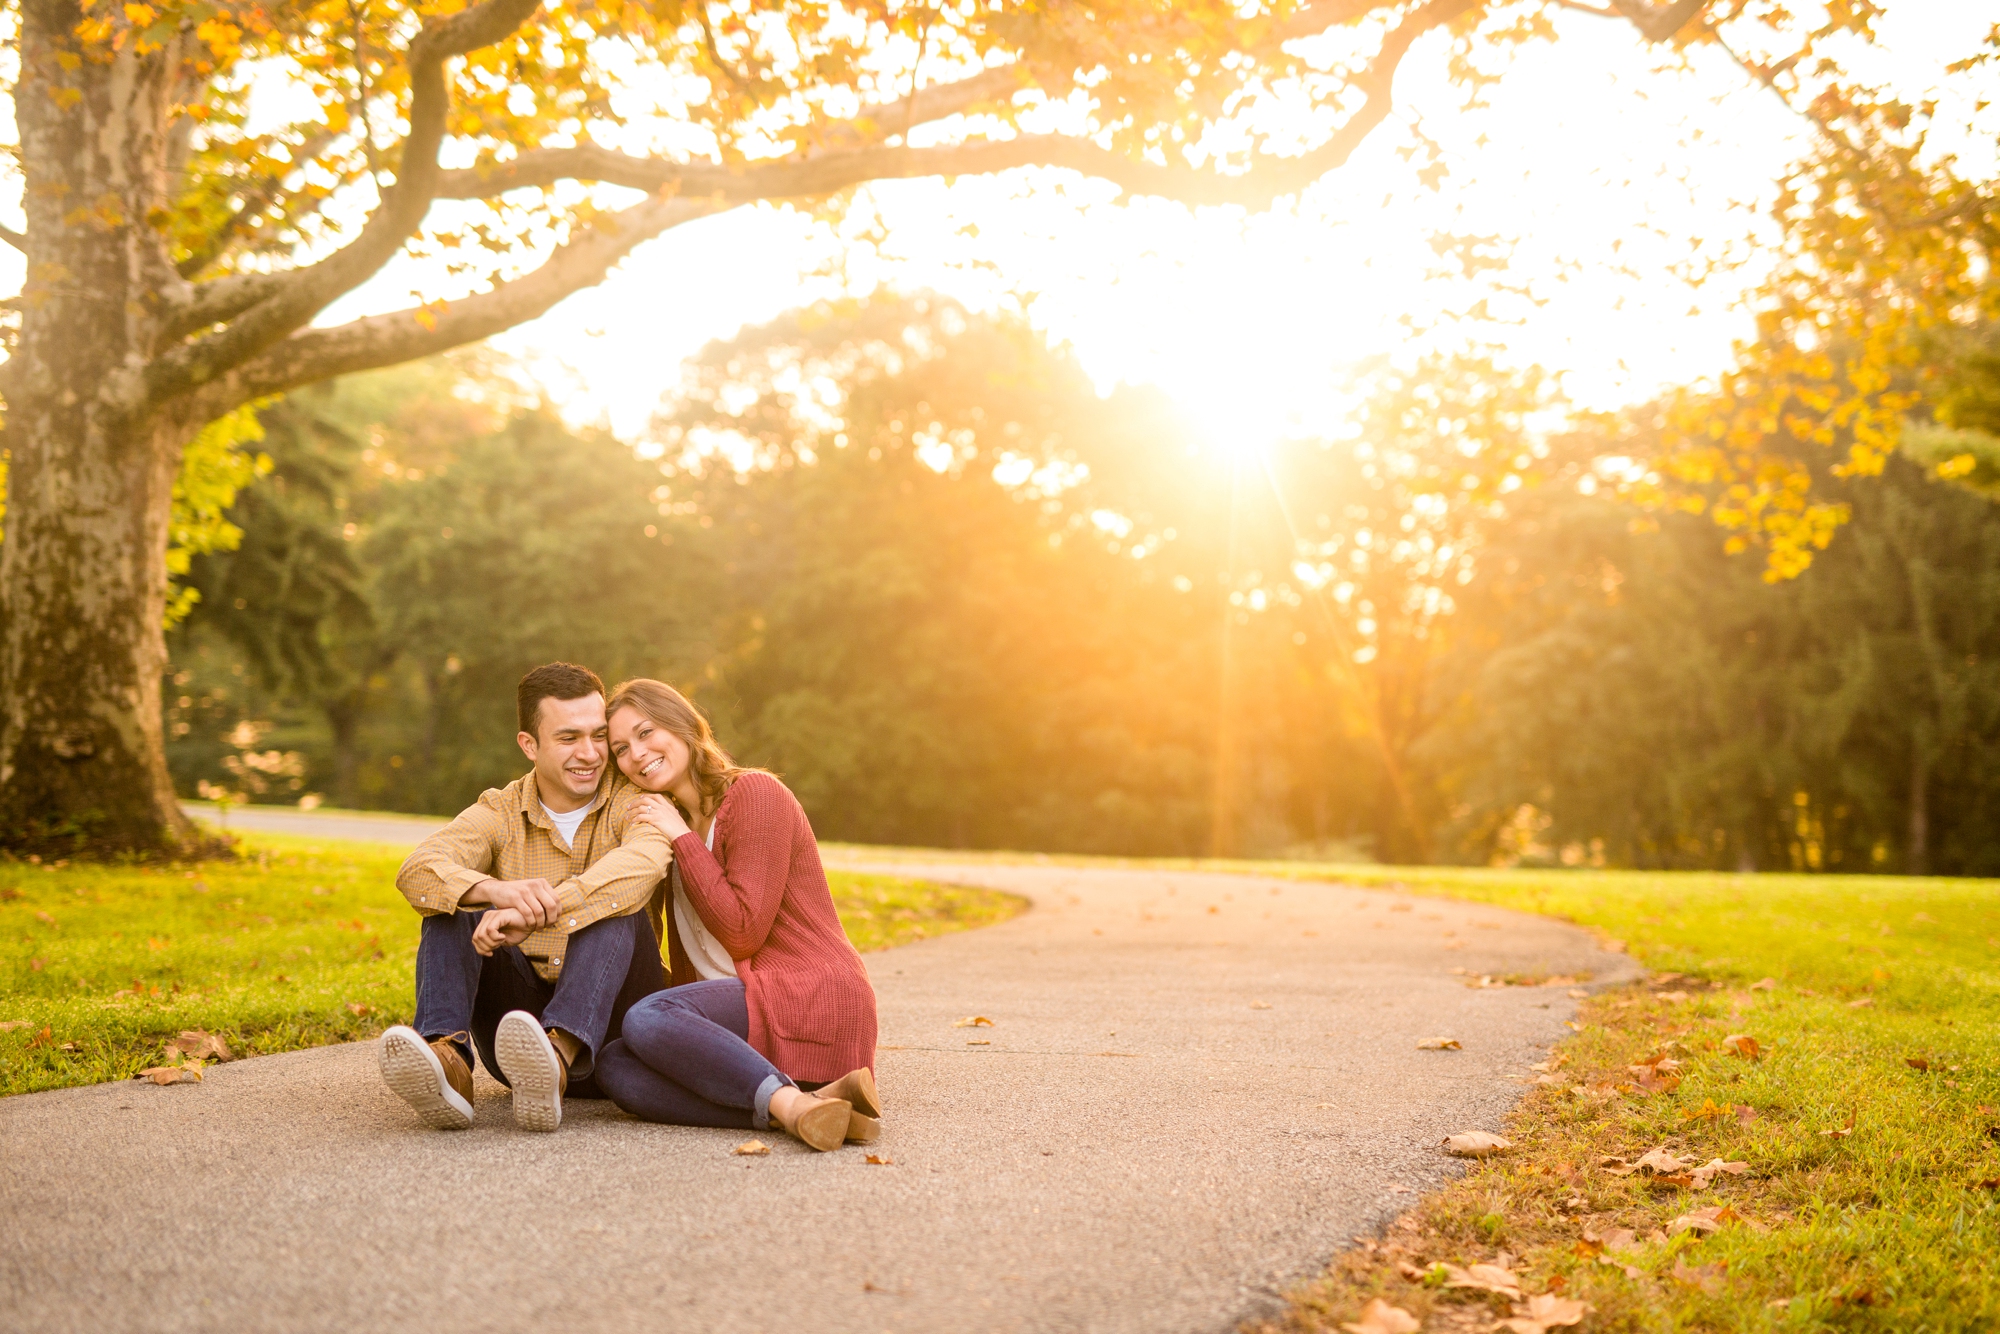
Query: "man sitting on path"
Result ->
[[377, 661, 674, 1132]]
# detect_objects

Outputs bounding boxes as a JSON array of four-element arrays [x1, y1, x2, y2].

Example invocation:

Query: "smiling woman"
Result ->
[[0, 837, 1023, 1099]]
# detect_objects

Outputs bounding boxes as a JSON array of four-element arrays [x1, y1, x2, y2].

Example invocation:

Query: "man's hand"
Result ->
[[463, 876, 561, 926], [472, 907, 534, 956]]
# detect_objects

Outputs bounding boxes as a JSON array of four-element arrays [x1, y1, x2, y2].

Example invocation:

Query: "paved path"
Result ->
[[180, 802, 447, 845], [1, 855, 1635, 1334]]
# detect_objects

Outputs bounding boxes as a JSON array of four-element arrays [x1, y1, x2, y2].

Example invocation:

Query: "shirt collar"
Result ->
[[520, 769, 613, 832]]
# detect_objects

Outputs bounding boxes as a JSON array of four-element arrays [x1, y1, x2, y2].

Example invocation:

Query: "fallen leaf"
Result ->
[[1821, 1117, 1855, 1139], [966, 1039, 991, 1046], [136, 1064, 201, 1086], [1657, 990, 1689, 1003], [1735, 1104, 1759, 1126], [1396, 1260, 1426, 1280], [1721, 1034, 1761, 1059], [163, 1030, 233, 1062], [33, 910, 55, 925], [1442, 1130, 1512, 1157], [1596, 1255, 1646, 1280], [57, 1041, 78, 1053], [1595, 1227, 1639, 1253], [1905, 1056, 1930, 1072], [951, 1016, 994, 1028], [1339, 1297, 1421, 1334], [1416, 1037, 1461, 1050], [1442, 1262, 1521, 1298], [345, 1002, 372, 1017], [25, 1025, 53, 1049], [1670, 1257, 1727, 1295], [1667, 1205, 1739, 1235], [1250, 1001, 1273, 1010], [1847, 997, 1875, 1008], [732, 1139, 770, 1156], [864, 1154, 893, 1165], [1689, 1158, 1750, 1189], [1496, 1293, 1589, 1334], [1567, 988, 1588, 999], [1634, 1146, 1692, 1174], [1749, 977, 1778, 991]]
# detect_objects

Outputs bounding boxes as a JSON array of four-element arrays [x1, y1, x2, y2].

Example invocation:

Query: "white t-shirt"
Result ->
[[675, 819, 738, 981], [542, 801, 590, 850]]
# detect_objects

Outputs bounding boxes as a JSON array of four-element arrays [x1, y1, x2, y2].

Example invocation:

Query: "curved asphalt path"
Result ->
[[1, 809, 1636, 1334]]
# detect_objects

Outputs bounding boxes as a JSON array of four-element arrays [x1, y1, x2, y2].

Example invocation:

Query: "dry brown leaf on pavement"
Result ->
[[136, 1064, 201, 1086], [1496, 1293, 1589, 1333], [1416, 1037, 1461, 1050], [732, 1139, 771, 1156], [864, 1154, 893, 1165], [952, 1016, 995, 1028], [1441, 1262, 1521, 1298], [1722, 1034, 1761, 1059], [1339, 1297, 1422, 1334], [1442, 1130, 1512, 1157]]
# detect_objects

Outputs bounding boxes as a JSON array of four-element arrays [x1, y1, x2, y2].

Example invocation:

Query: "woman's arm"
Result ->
[[670, 775, 795, 959]]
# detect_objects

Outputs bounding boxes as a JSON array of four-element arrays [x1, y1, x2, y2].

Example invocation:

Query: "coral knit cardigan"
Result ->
[[666, 772, 878, 1083]]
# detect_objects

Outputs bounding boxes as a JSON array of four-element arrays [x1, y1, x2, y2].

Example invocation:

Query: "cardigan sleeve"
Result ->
[[670, 774, 794, 959]]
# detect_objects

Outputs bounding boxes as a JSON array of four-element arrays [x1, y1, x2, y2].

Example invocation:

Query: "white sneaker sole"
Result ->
[[494, 1011, 563, 1132], [379, 1026, 474, 1130]]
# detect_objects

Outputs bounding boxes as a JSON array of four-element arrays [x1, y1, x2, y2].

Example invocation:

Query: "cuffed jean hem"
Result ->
[[751, 1072, 792, 1131]]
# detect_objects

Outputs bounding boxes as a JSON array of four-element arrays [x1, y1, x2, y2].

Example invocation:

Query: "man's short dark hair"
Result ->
[[517, 662, 606, 739]]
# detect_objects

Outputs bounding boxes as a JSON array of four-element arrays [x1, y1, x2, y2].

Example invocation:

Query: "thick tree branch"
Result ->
[[0, 224, 23, 253], [144, 0, 544, 405], [1592, 0, 1710, 42], [439, 0, 1472, 210], [187, 194, 719, 416]]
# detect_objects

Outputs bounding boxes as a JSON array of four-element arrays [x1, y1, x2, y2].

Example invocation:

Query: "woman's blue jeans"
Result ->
[[596, 979, 795, 1130]]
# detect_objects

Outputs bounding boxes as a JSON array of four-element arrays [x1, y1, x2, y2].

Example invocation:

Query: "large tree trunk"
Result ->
[[0, 9, 199, 855]]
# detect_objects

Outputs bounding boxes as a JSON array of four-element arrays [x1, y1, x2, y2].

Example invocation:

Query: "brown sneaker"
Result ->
[[379, 1026, 475, 1130]]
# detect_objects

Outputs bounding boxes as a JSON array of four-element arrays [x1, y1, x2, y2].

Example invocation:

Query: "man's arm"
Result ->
[[395, 791, 559, 926], [542, 786, 675, 930]]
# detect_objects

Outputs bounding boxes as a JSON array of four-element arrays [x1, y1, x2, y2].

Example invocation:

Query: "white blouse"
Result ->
[[673, 818, 738, 981]]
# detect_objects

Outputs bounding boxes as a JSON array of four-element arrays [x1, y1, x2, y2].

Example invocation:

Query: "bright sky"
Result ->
[[1, 7, 1984, 450], [447, 4, 1985, 446]]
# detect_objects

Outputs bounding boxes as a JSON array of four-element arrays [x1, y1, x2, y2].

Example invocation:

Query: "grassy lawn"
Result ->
[[1237, 864, 2000, 1334], [0, 834, 1023, 1098]]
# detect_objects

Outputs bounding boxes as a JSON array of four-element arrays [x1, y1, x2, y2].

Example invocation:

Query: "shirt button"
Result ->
[[569, 918, 577, 927], [552, 958, 561, 965]]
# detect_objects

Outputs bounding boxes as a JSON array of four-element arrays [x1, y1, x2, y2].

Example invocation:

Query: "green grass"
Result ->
[[1235, 864, 2000, 1334], [0, 835, 1024, 1097]]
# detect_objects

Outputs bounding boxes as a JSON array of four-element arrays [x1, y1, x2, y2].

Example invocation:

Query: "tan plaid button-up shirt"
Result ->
[[396, 769, 672, 981]]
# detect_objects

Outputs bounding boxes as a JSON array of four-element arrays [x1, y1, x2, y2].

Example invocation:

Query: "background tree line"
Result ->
[[166, 294, 2000, 874]]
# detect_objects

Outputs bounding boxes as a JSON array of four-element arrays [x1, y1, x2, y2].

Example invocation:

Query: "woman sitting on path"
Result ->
[[594, 678, 880, 1151]]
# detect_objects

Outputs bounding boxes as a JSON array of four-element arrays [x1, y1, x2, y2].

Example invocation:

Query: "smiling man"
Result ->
[[377, 662, 674, 1133]]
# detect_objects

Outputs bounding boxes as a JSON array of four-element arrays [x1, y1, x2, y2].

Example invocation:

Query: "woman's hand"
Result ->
[[630, 793, 692, 840], [472, 906, 533, 956]]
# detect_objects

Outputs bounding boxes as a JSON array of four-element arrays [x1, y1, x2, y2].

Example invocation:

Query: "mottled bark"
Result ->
[[0, 8, 198, 852]]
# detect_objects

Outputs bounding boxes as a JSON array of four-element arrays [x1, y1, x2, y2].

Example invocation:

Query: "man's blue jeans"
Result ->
[[413, 909, 664, 1094]]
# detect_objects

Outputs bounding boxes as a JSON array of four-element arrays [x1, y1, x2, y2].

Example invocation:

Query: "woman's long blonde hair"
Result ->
[[605, 678, 761, 820]]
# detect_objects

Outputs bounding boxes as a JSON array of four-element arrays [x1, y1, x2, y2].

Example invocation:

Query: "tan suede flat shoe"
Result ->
[[775, 1095, 852, 1152], [811, 1068, 882, 1118]]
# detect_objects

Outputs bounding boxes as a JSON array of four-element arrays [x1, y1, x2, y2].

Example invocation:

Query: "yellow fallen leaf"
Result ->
[[1416, 1037, 1461, 1050], [952, 1016, 994, 1028], [864, 1154, 893, 1165], [1442, 1130, 1512, 1157], [1339, 1297, 1421, 1334], [732, 1139, 770, 1156]]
